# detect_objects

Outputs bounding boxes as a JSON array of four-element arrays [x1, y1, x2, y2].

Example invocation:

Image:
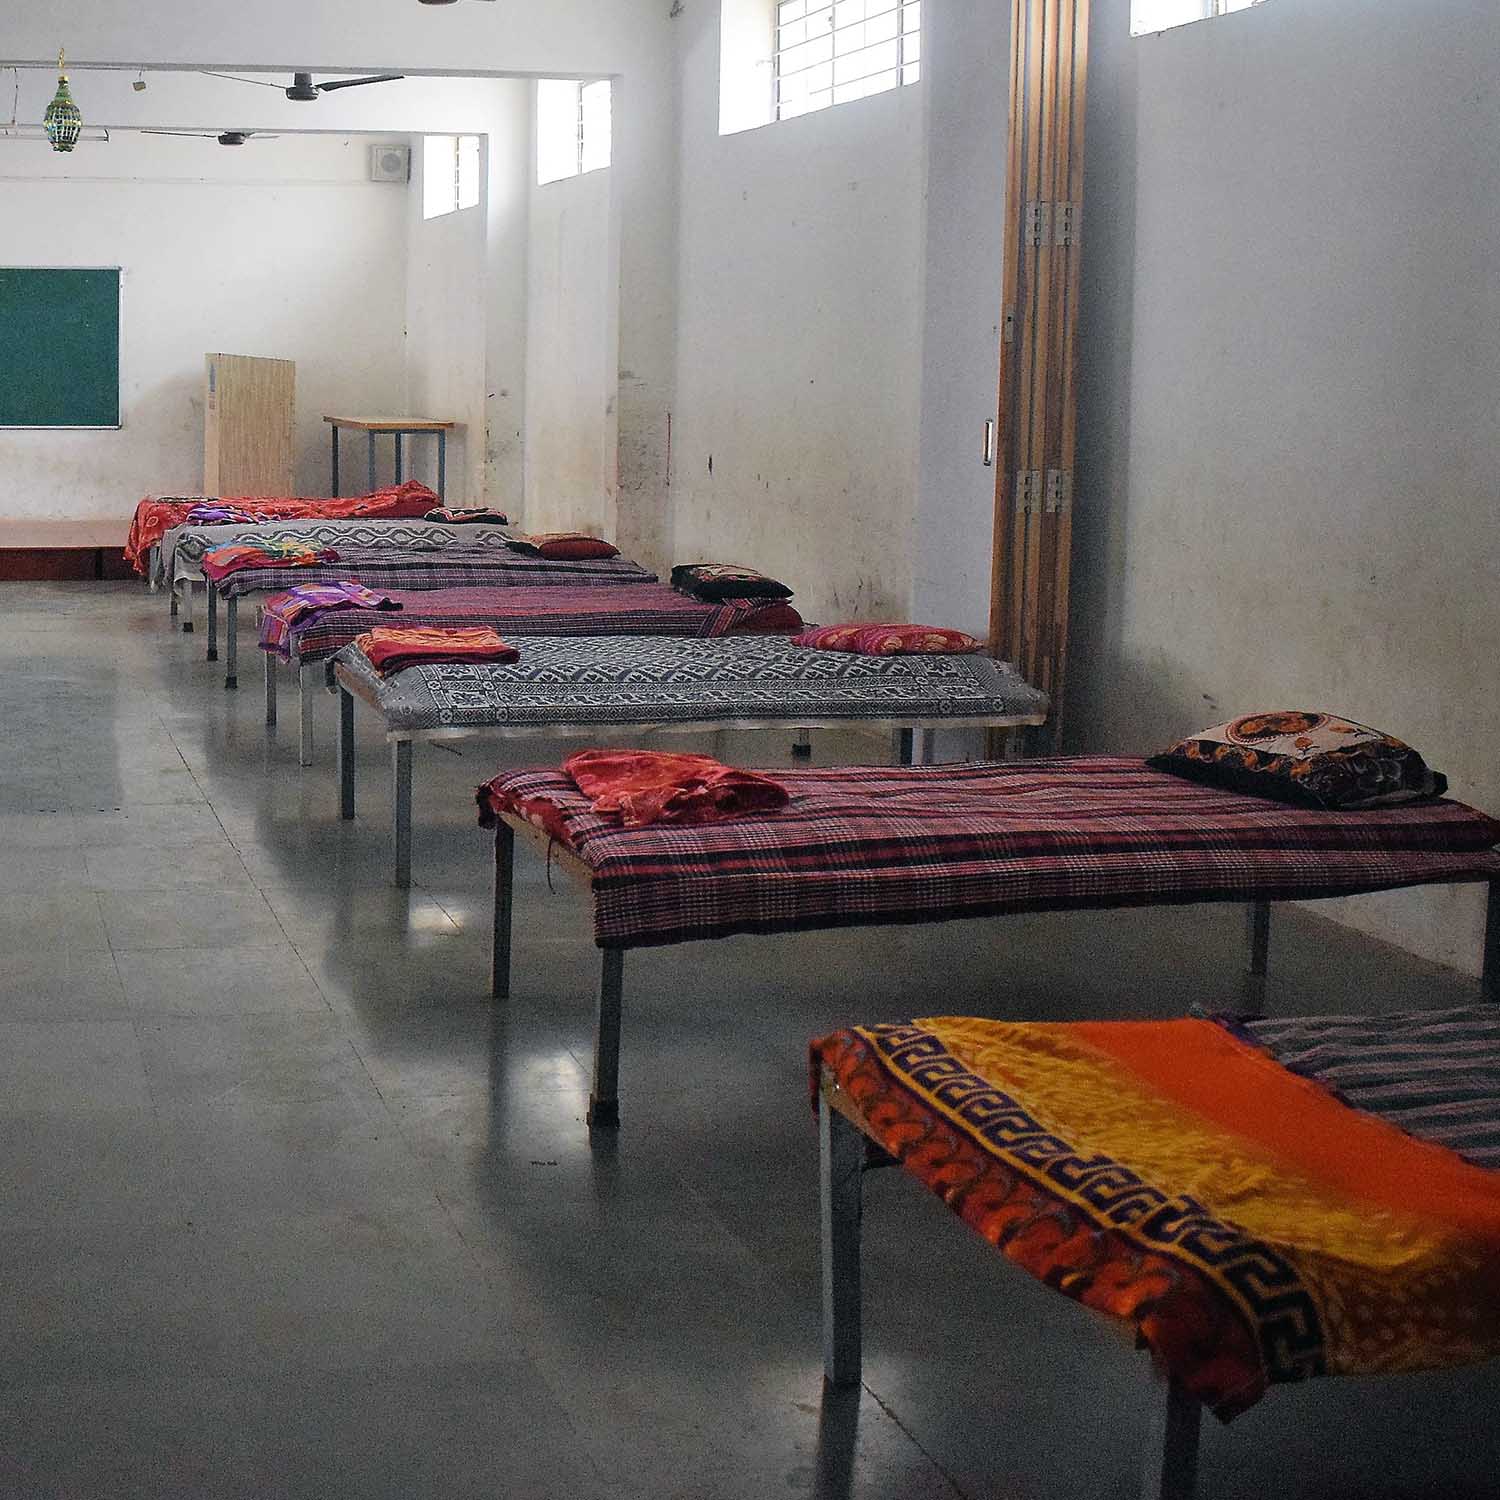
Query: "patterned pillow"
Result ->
[[793, 622, 984, 656], [671, 563, 794, 602], [1148, 711, 1447, 810], [507, 532, 620, 561]]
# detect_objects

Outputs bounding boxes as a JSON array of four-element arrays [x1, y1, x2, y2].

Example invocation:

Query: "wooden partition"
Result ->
[[989, 0, 1090, 746], [204, 353, 296, 497]]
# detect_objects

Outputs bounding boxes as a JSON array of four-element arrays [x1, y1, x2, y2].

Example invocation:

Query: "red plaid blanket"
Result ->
[[124, 480, 437, 573], [476, 757, 1500, 949], [259, 585, 803, 661]]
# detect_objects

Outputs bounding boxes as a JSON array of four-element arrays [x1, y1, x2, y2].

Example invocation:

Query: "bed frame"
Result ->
[[332, 664, 1042, 890], [486, 808, 1499, 1131], [816, 1074, 1207, 1498]]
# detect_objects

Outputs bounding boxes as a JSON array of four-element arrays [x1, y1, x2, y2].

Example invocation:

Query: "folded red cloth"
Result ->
[[201, 543, 339, 581], [562, 749, 791, 828], [354, 626, 520, 676]]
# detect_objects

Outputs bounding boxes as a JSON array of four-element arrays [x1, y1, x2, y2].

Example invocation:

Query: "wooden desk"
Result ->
[[324, 416, 458, 500]]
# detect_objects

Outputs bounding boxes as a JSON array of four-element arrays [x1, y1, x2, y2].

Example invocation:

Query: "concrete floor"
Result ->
[[0, 580, 1495, 1499]]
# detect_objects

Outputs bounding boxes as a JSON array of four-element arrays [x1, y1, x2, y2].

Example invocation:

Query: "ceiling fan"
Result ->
[[199, 70, 405, 101], [141, 128, 280, 146]]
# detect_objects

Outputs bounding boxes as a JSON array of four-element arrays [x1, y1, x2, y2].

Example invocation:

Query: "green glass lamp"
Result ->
[[44, 50, 83, 152]]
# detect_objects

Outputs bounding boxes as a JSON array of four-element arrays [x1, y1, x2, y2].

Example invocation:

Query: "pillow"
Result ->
[[793, 622, 984, 656], [424, 506, 510, 525], [1147, 711, 1447, 810], [671, 563, 794, 602], [507, 531, 619, 561]]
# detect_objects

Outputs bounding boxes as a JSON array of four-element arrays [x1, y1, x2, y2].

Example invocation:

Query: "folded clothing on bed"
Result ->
[[268, 582, 402, 629], [354, 626, 520, 676], [813, 1007, 1500, 1422], [185, 504, 258, 526], [562, 749, 790, 829], [202, 542, 339, 581]]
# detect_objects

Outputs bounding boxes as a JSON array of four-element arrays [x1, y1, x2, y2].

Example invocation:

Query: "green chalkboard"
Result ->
[[0, 267, 120, 427]]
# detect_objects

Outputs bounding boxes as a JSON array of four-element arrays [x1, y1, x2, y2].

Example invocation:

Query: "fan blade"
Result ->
[[315, 74, 404, 92]]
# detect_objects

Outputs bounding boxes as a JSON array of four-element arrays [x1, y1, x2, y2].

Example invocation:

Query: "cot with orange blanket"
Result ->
[[475, 756, 1500, 1128], [812, 1006, 1500, 1497]]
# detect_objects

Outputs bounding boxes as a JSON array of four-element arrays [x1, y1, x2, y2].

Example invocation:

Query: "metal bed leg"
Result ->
[[893, 728, 914, 766], [914, 728, 937, 765], [1243, 901, 1271, 1015], [1140, 1370, 1201, 1500], [1483, 882, 1499, 1003], [205, 582, 218, 661], [392, 739, 413, 889], [264, 649, 278, 727], [588, 948, 625, 1129], [792, 728, 812, 759], [299, 666, 316, 767], [820, 1096, 865, 1388], [150, 545, 161, 595], [224, 596, 238, 690], [181, 582, 195, 634], [491, 824, 514, 1000], [337, 687, 356, 821]]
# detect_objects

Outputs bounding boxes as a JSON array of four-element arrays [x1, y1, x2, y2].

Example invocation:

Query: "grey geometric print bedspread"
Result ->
[[163, 520, 516, 586], [333, 634, 1049, 734]]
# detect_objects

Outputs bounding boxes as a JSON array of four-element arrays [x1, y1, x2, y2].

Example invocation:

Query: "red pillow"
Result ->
[[793, 622, 984, 656], [508, 532, 620, 561]]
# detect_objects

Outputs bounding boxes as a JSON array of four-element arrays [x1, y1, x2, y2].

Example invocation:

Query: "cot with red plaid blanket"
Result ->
[[475, 756, 1500, 1127]]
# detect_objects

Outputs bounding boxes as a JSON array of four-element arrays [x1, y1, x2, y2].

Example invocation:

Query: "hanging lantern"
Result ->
[[43, 49, 82, 153]]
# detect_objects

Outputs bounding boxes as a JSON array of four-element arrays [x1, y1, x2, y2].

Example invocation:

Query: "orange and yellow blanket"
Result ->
[[812, 1014, 1500, 1419]]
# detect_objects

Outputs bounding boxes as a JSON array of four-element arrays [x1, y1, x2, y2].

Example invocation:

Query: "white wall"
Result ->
[[670, 1, 926, 621], [0, 132, 409, 516], [2, 0, 682, 556], [524, 155, 618, 538], [404, 136, 489, 507], [1072, 0, 1500, 973]]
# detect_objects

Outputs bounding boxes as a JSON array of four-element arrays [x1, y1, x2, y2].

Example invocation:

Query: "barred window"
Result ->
[[1131, 0, 1265, 36], [537, 79, 613, 186], [774, 0, 921, 121], [423, 134, 481, 220]]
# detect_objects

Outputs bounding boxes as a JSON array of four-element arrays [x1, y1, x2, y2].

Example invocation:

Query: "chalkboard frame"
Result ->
[[0, 265, 122, 430]]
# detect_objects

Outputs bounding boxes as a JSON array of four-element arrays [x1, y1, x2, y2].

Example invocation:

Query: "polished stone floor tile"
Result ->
[[0, 583, 1493, 1499]]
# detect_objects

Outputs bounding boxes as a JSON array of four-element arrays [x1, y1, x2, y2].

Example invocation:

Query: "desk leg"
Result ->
[[437, 432, 447, 501], [205, 582, 218, 661], [1243, 901, 1271, 1015], [368, 431, 377, 493], [491, 824, 514, 1000], [299, 665, 317, 766], [394, 432, 404, 484], [264, 649, 278, 727], [331, 425, 340, 496], [392, 740, 413, 888], [337, 687, 356, 821], [1483, 882, 1499, 1003], [1140, 1370, 1201, 1500], [588, 949, 625, 1129], [820, 1096, 865, 1388], [224, 596, 238, 689], [792, 728, 812, 759]]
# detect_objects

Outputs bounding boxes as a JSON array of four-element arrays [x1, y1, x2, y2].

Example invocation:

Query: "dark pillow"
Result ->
[[424, 506, 510, 525], [1148, 711, 1446, 810], [506, 532, 620, 561], [671, 563, 794, 602]]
